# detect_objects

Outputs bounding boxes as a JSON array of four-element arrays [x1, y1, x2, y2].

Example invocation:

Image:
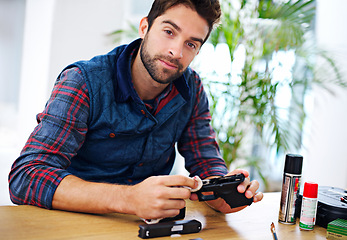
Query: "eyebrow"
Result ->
[[162, 20, 204, 46]]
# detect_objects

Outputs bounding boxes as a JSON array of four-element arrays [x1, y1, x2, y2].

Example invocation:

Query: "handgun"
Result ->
[[195, 173, 253, 209], [138, 219, 202, 239]]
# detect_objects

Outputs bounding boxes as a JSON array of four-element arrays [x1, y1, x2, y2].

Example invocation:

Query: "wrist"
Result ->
[[108, 184, 136, 215]]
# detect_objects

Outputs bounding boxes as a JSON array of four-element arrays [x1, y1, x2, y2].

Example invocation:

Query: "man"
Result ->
[[9, 0, 263, 220]]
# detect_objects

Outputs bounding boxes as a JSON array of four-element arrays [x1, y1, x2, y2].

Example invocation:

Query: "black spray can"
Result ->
[[278, 154, 303, 224]]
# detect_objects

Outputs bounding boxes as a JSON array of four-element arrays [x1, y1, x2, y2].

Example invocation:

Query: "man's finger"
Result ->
[[159, 175, 196, 189]]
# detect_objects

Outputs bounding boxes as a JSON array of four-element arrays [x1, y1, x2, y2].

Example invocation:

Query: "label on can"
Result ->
[[279, 174, 301, 224], [299, 196, 318, 230]]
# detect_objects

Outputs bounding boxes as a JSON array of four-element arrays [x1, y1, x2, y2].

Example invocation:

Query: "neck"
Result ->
[[131, 50, 169, 101]]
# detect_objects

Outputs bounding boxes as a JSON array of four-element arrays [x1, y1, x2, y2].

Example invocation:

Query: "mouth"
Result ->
[[158, 59, 179, 70]]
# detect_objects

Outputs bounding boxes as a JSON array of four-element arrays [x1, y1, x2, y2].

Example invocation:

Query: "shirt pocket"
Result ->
[[80, 128, 146, 167]]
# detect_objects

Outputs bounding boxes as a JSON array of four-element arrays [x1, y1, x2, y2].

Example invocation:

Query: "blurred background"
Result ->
[[1, 0, 347, 205]]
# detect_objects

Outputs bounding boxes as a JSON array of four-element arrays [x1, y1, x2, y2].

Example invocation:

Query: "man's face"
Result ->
[[139, 4, 209, 85]]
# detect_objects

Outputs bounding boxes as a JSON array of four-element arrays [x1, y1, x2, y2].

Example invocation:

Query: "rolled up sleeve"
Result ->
[[178, 74, 228, 179], [8, 67, 90, 209]]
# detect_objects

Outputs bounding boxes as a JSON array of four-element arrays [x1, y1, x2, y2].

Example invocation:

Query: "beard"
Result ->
[[139, 36, 185, 85]]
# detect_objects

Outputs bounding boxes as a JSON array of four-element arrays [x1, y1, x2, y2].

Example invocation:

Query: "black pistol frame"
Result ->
[[195, 173, 253, 209]]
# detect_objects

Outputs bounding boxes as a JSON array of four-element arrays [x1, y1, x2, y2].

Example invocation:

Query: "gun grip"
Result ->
[[218, 191, 253, 209]]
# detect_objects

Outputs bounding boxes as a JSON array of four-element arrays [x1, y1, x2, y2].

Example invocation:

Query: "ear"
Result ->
[[139, 17, 149, 39]]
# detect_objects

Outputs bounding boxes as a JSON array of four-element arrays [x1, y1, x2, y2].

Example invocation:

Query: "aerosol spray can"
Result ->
[[299, 182, 318, 230], [278, 154, 303, 224]]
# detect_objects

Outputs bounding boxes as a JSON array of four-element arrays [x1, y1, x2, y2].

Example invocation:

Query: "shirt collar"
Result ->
[[115, 38, 190, 103]]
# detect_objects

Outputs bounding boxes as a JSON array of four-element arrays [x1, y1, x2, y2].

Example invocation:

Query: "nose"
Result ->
[[168, 40, 183, 59]]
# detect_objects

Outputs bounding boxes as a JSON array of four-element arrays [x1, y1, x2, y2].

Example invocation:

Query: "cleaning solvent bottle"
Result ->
[[278, 154, 303, 224], [299, 182, 319, 230]]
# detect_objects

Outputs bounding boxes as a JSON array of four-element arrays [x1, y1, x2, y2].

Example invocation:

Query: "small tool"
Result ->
[[271, 222, 278, 240]]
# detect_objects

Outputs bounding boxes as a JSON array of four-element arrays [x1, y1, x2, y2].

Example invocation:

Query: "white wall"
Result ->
[[304, 0, 347, 189], [47, 0, 128, 93], [0, 0, 26, 206], [18, 0, 56, 143], [18, 0, 128, 143], [0, 0, 25, 104]]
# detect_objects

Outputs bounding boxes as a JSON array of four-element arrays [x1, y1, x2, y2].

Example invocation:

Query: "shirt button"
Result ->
[[109, 133, 116, 138], [138, 163, 144, 167], [140, 109, 146, 115]]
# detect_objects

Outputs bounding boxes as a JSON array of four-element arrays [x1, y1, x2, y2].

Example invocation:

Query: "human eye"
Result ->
[[164, 29, 173, 36], [187, 42, 197, 50]]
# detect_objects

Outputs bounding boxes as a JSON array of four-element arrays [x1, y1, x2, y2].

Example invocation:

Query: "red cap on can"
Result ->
[[303, 182, 318, 198]]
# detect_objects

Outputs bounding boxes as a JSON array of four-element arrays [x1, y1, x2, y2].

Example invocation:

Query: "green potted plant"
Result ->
[[198, 0, 346, 187]]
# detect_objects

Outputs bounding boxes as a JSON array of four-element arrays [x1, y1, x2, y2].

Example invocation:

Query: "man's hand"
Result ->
[[52, 174, 197, 219], [190, 169, 263, 213], [125, 175, 197, 220]]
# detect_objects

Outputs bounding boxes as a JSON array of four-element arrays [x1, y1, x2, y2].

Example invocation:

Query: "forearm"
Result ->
[[52, 175, 196, 219], [52, 175, 133, 214]]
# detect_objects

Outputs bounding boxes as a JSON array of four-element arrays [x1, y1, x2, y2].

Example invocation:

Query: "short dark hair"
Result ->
[[146, 0, 221, 43]]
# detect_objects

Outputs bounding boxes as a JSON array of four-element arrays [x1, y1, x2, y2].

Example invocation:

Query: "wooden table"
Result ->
[[0, 192, 327, 239]]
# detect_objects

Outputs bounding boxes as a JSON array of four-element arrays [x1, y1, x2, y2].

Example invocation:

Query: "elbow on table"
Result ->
[[8, 171, 27, 206], [8, 165, 35, 206], [8, 167, 47, 208], [8, 164, 66, 209]]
